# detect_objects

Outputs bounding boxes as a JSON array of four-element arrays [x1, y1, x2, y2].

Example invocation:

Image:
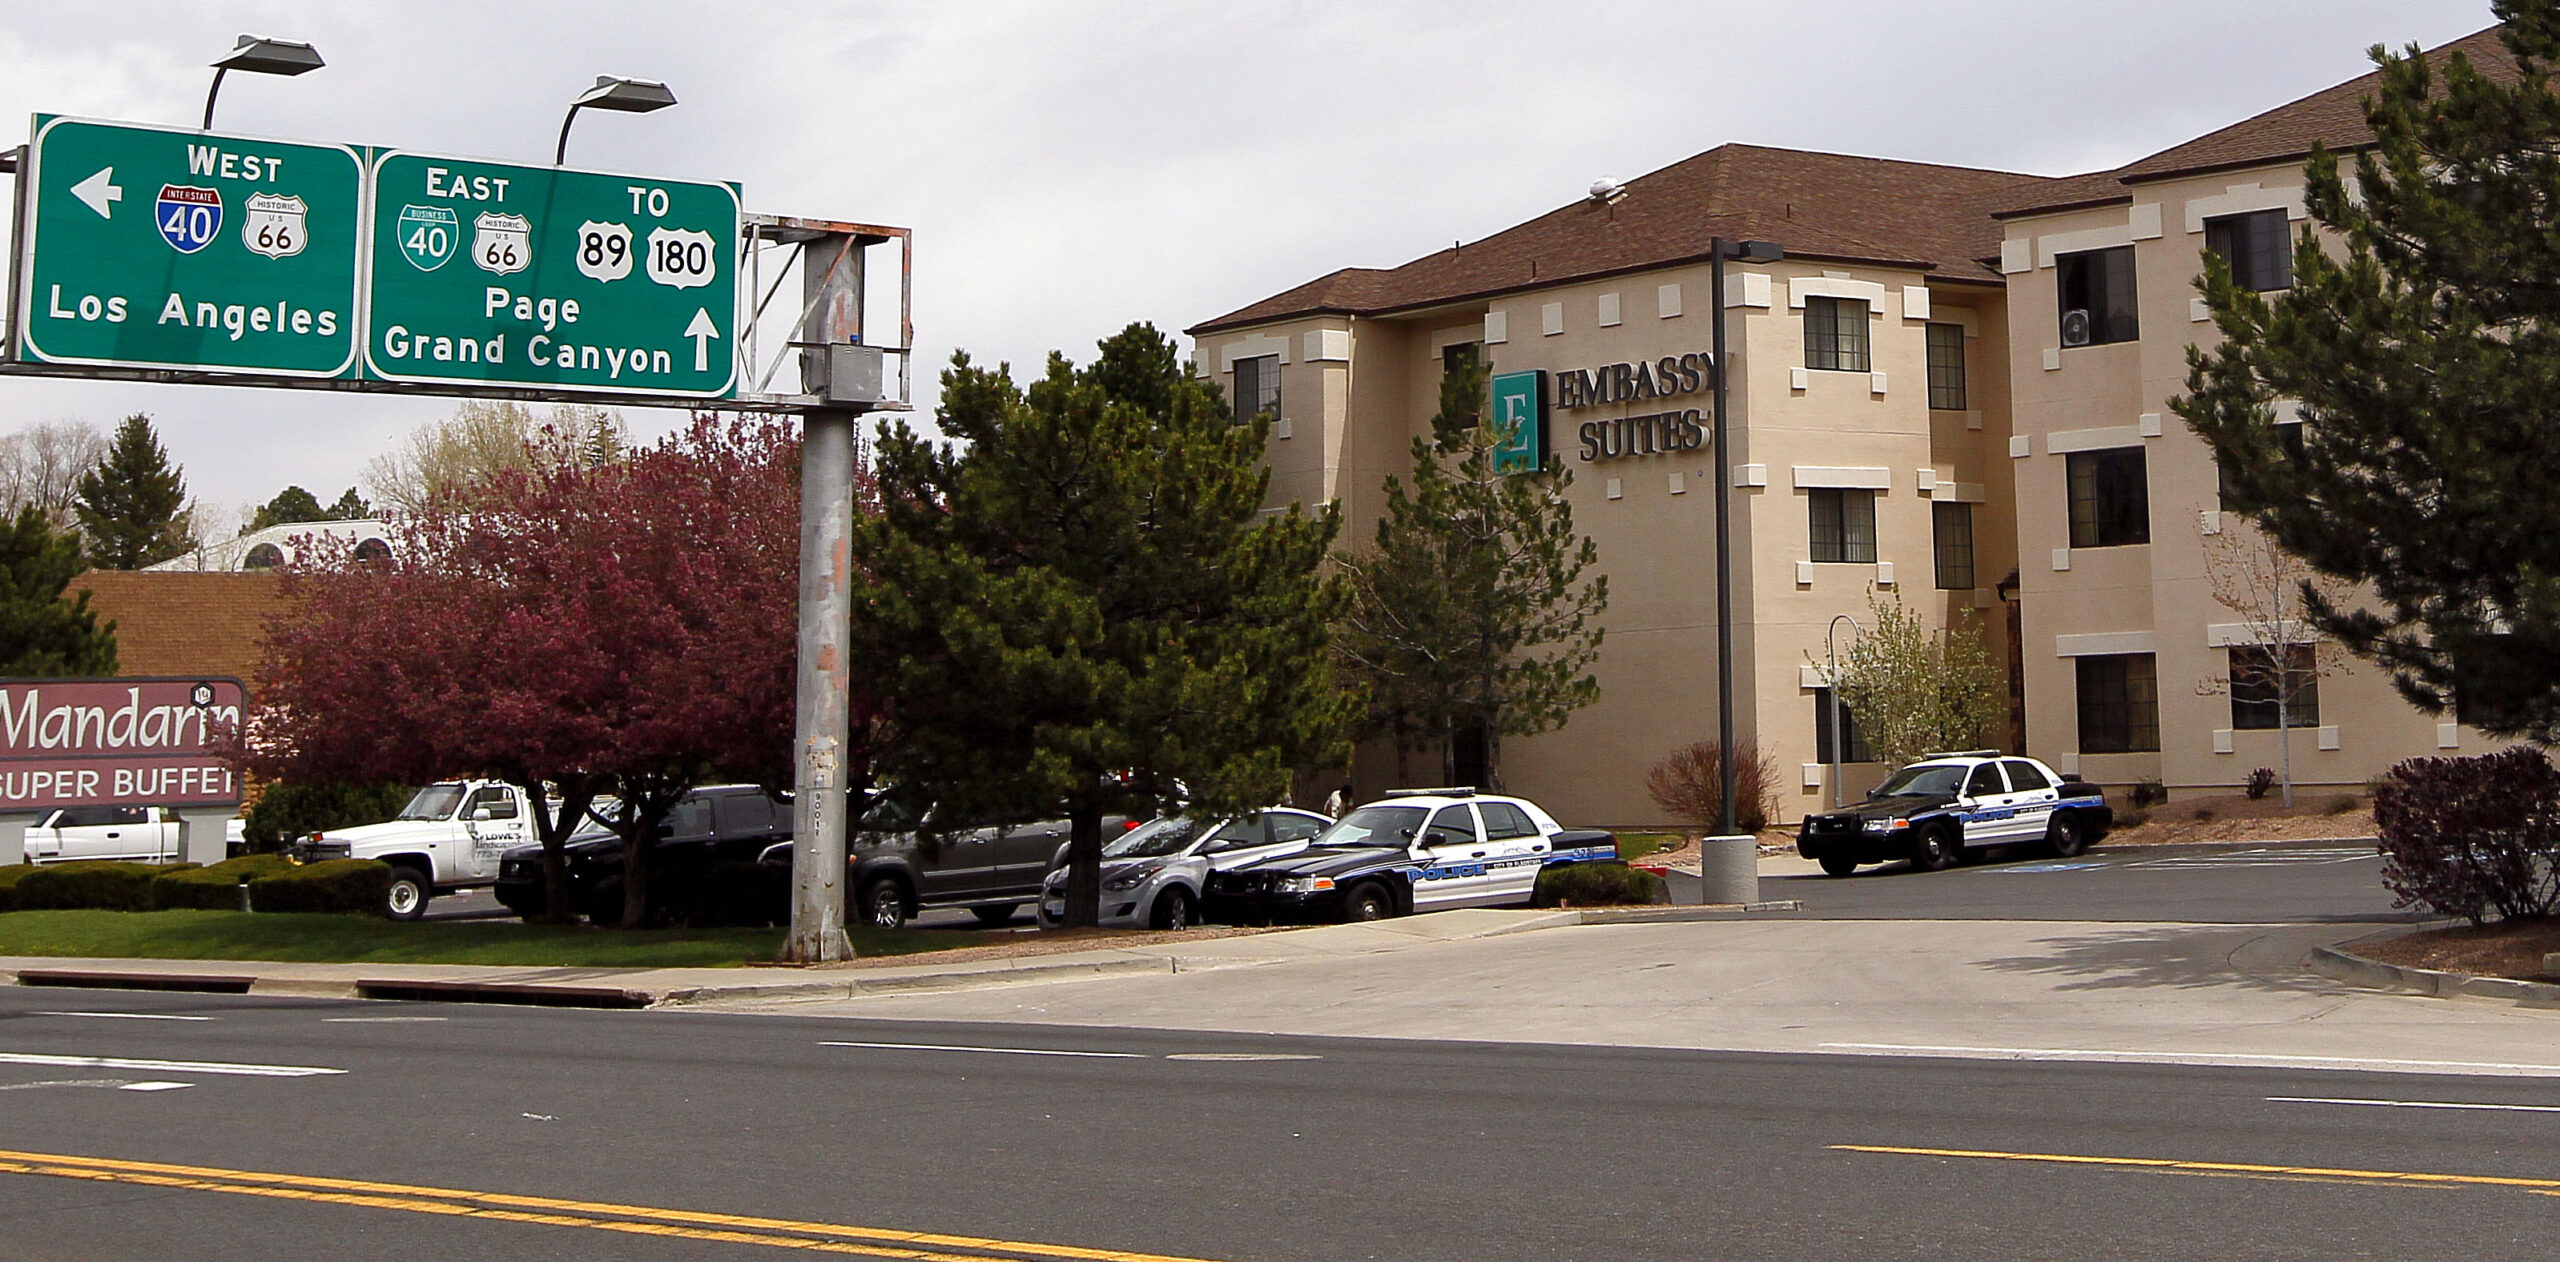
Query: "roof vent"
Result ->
[[1588, 177, 1626, 204]]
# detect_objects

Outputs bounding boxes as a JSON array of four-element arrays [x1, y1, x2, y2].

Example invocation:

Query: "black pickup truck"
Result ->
[[1794, 753, 2112, 877]]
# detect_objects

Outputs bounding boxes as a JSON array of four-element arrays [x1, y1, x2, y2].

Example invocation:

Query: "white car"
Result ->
[[1036, 808, 1333, 930], [22, 805, 185, 864]]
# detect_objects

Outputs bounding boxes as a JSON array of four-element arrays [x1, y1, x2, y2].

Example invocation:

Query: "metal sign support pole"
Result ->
[[783, 404, 859, 963]]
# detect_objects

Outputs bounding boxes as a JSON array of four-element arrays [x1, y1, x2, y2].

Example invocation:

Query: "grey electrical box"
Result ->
[[823, 344, 884, 405]]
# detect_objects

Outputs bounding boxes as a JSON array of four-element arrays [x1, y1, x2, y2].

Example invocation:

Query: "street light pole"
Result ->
[[201, 35, 324, 131], [554, 75, 678, 165], [1708, 237, 1782, 840], [1826, 613, 1862, 809]]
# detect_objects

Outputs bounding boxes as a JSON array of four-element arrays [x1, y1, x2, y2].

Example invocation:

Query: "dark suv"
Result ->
[[496, 785, 792, 923], [758, 803, 1134, 928]]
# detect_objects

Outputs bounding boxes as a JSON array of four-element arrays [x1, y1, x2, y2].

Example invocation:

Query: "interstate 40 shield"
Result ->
[[364, 152, 741, 398], [13, 116, 363, 376]]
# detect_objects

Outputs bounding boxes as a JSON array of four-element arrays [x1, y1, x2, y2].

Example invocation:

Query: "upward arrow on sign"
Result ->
[[684, 308, 721, 373], [70, 167, 122, 218]]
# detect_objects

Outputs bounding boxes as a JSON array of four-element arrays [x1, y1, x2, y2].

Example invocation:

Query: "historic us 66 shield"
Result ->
[[241, 192, 309, 260], [472, 212, 533, 276], [395, 204, 458, 272]]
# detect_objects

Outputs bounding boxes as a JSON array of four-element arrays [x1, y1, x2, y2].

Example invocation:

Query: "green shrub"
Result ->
[[0, 863, 36, 912], [13, 861, 165, 911], [151, 855, 300, 910], [2374, 747, 2560, 924], [249, 859, 392, 916], [243, 781, 413, 852], [1532, 861, 1666, 908], [2245, 767, 2277, 800], [2327, 794, 2361, 815], [677, 861, 788, 928], [2116, 808, 2152, 829]]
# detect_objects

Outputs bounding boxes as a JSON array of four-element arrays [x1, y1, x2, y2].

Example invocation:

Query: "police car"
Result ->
[[1202, 789, 1617, 923], [1794, 751, 2113, 877]]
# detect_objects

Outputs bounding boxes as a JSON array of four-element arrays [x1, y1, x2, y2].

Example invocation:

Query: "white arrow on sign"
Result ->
[[684, 308, 720, 373], [71, 167, 123, 219]]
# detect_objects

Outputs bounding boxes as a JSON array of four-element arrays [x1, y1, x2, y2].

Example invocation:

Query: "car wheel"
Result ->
[[970, 904, 1019, 926], [2047, 814, 2088, 859], [1911, 826, 1961, 872], [1341, 883, 1395, 922], [1817, 855, 1859, 878], [1149, 887, 1197, 931], [860, 878, 910, 929], [384, 867, 430, 921]]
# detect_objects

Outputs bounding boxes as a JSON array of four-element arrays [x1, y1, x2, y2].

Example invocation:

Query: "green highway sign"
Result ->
[[13, 116, 364, 377], [364, 152, 740, 397]]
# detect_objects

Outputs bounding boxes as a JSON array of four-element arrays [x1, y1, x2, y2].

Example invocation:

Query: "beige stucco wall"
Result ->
[[2002, 162, 2491, 800], [1202, 255, 2018, 828]]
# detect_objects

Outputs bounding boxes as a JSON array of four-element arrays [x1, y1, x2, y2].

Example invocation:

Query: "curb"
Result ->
[[2306, 941, 2560, 1009], [1570, 901, 1804, 924], [653, 956, 1177, 1008]]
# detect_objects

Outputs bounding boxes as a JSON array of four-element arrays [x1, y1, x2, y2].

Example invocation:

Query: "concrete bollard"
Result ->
[[1698, 834, 1759, 906]]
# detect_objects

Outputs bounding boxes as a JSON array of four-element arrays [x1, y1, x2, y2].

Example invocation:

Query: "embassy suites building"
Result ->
[[1189, 26, 2522, 827]]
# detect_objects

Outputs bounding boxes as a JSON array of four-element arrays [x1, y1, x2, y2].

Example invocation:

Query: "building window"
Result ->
[[242, 543, 285, 570], [1925, 322, 1967, 410], [1442, 342, 1481, 426], [2230, 644, 2320, 729], [1809, 488, 1877, 563], [2056, 246, 2138, 346], [2075, 653, 2160, 753], [1233, 354, 1281, 424], [2067, 448, 2150, 548], [1933, 502, 1976, 590], [1803, 297, 1871, 372], [1812, 688, 1874, 763], [2205, 209, 2293, 292], [353, 538, 392, 565]]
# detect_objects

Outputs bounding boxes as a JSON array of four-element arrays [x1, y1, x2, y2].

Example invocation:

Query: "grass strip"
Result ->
[[0, 910, 985, 968]]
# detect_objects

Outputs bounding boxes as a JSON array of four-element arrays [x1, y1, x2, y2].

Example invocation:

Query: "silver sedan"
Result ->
[[1037, 809, 1331, 930]]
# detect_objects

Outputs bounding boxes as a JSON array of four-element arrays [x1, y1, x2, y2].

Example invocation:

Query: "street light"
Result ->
[[202, 35, 324, 131], [555, 75, 678, 165], [1825, 613, 1862, 809], [1708, 236, 1783, 846]]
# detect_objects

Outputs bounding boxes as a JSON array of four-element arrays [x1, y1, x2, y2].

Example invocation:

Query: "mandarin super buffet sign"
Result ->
[[0, 678, 247, 810]]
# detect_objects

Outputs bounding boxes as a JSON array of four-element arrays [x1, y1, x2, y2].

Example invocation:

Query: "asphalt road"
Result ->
[[1745, 837, 2412, 923], [2, 990, 2557, 1261]]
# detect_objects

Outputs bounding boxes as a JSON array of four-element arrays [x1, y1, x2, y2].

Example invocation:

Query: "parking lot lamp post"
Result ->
[[202, 35, 323, 131], [555, 76, 677, 165], [1709, 237, 1783, 838], [1826, 613, 1861, 809]]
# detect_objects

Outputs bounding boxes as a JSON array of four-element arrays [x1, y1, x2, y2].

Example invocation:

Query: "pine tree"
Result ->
[[2176, 8, 2560, 741], [1336, 353, 1607, 787], [0, 506, 118, 676], [73, 414, 194, 570], [244, 486, 326, 534], [324, 487, 372, 520], [856, 323, 1351, 927]]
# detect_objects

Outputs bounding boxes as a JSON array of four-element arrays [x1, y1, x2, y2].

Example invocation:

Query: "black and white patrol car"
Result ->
[[1794, 752, 2113, 877], [1202, 789, 1617, 923]]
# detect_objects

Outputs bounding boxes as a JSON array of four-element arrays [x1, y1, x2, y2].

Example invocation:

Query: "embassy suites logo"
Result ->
[[1552, 353, 1714, 461]]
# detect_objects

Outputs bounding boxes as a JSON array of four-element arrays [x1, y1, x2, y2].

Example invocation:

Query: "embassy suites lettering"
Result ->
[[1554, 352, 1713, 462]]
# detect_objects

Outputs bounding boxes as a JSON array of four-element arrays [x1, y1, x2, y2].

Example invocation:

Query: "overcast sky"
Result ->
[[0, 1, 2498, 525]]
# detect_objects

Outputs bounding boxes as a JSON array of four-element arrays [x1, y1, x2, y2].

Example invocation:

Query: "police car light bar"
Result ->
[[1382, 786, 1477, 798], [1920, 749, 2003, 760]]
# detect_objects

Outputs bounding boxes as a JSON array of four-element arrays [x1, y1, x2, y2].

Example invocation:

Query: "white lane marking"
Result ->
[[0, 1079, 128, 1092], [818, 1041, 1144, 1060], [320, 1016, 447, 1024], [0, 1052, 344, 1078], [1164, 1053, 1323, 1062], [2270, 1095, 2560, 1115], [1820, 1043, 2560, 1076], [32, 1011, 213, 1022], [118, 1082, 192, 1092]]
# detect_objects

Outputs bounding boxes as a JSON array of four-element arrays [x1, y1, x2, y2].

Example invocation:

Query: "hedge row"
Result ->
[[1531, 861, 1669, 909], [0, 857, 391, 916]]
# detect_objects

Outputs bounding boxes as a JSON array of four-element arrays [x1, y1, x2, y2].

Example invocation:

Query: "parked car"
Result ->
[[22, 805, 185, 864], [291, 780, 536, 919], [1793, 752, 2113, 877], [758, 802, 1137, 929], [493, 785, 792, 923], [1035, 808, 1333, 930], [1203, 789, 1617, 924]]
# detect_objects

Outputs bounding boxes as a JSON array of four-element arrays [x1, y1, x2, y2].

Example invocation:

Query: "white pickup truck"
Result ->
[[22, 805, 186, 864], [291, 780, 535, 919]]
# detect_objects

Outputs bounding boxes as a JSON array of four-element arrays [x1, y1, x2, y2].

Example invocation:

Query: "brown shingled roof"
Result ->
[[68, 571, 289, 688], [1998, 25, 2516, 218], [1193, 144, 2067, 334]]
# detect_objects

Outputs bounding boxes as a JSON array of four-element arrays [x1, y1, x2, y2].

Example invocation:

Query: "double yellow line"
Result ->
[[0, 1148, 1228, 1260]]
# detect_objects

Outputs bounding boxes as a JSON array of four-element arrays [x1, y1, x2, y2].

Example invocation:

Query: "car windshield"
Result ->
[[1306, 805, 1426, 849], [1871, 765, 1968, 798], [396, 784, 466, 821], [1106, 817, 1205, 859]]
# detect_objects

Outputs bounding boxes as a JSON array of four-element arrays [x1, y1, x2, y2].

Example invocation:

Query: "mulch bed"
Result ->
[[2353, 919, 2560, 984]]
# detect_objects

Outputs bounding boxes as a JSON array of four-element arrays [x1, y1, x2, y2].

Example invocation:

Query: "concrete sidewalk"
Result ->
[[0, 907, 1605, 1008]]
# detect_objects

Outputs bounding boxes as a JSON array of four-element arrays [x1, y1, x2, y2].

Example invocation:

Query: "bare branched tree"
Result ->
[[0, 421, 107, 529], [2194, 510, 2354, 807], [362, 402, 631, 513]]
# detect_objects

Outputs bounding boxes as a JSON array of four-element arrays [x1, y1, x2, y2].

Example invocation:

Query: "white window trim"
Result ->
[[1788, 276, 1888, 310], [2184, 181, 2309, 235], [1217, 333, 1290, 373], [2055, 631, 2157, 657], [1792, 466, 1891, 490]]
